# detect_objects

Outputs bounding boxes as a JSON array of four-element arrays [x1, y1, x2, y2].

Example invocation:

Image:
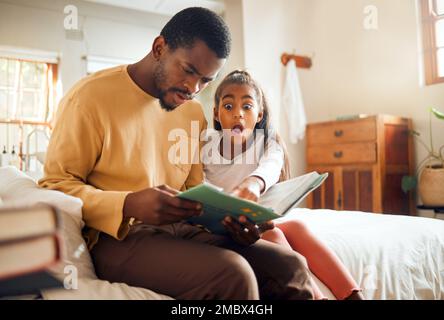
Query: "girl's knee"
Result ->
[[278, 219, 309, 235], [262, 228, 286, 243], [261, 228, 292, 249]]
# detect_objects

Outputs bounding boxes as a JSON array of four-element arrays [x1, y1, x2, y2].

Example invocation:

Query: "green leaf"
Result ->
[[401, 175, 417, 193], [431, 108, 444, 120]]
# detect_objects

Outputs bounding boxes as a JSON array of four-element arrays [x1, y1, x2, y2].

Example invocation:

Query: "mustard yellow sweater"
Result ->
[[39, 65, 206, 248]]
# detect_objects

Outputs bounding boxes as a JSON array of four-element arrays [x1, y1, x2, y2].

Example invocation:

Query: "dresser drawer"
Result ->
[[307, 118, 376, 146], [307, 142, 377, 165]]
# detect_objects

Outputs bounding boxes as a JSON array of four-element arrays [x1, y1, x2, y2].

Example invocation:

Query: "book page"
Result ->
[[258, 172, 327, 215]]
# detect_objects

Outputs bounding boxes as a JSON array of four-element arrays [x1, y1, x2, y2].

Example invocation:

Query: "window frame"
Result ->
[[0, 57, 58, 127], [421, 0, 444, 85], [0, 56, 58, 171]]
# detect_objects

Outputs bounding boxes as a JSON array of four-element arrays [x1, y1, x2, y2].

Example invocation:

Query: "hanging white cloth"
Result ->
[[282, 59, 307, 143]]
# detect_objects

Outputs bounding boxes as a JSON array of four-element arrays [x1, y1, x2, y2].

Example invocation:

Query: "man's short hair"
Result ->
[[160, 7, 231, 59]]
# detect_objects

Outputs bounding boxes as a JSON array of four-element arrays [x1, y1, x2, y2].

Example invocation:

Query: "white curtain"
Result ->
[[282, 59, 307, 144]]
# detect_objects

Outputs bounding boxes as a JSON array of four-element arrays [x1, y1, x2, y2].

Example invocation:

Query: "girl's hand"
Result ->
[[222, 215, 274, 246], [231, 176, 265, 202]]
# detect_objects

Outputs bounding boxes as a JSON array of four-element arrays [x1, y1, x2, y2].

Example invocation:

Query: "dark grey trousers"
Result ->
[[90, 222, 314, 300]]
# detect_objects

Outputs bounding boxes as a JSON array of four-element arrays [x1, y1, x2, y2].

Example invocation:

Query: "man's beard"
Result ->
[[158, 91, 175, 112], [153, 62, 175, 111], [153, 62, 194, 112]]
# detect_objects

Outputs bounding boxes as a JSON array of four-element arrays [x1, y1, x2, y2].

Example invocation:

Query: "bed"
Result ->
[[1, 166, 443, 300], [281, 210, 444, 299]]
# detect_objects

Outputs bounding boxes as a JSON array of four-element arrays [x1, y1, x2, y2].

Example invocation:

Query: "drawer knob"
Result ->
[[334, 151, 343, 158], [334, 130, 344, 137]]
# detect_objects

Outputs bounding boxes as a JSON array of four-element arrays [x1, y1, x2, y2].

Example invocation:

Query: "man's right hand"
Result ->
[[123, 185, 203, 225]]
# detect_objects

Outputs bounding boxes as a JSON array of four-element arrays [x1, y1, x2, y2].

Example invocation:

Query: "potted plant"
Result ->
[[402, 108, 444, 206]]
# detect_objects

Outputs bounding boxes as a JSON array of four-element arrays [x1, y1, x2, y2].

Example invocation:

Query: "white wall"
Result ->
[[293, 0, 444, 163], [240, 0, 312, 178], [0, 0, 166, 93], [197, 0, 247, 124], [292, 0, 444, 218], [237, 0, 444, 173], [223, 0, 246, 72], [228, 0, 444, 216]]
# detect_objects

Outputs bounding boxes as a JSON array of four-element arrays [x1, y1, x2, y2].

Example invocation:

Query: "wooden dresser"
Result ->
[[306, 115, 415, 215]]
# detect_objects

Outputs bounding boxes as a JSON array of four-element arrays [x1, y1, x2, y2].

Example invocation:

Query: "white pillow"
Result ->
[[0, 166, 172, 300], [43, 209, 170, 300]]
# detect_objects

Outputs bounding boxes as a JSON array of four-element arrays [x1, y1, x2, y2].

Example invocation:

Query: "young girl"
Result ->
[[202, 70, 364, 300]]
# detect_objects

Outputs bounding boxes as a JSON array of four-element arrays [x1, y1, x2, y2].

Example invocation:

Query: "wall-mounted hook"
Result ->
[[281, 52, 312, 69]]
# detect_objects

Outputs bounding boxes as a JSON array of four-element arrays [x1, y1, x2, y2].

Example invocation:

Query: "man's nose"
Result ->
[[184, 79, 200, 95]]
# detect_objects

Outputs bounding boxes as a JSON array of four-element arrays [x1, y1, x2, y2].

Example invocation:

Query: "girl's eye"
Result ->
[[223, 104, 233, 110], [243, 104, 253, 110], [184, 68, 194, 75]]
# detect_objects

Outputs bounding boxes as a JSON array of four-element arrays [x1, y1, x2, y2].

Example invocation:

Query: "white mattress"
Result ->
[[2, 166, 443, 299], [279, 209, 444, 300]]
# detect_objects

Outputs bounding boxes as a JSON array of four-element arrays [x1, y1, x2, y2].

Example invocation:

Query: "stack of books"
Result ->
[[0, 204, 63, 297]]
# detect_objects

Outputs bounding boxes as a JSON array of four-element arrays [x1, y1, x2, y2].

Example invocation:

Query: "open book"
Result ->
[[178, 171, 328, 234]]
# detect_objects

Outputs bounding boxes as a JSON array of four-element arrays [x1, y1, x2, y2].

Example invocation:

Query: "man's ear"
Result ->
[[152, 36, 166, 61]]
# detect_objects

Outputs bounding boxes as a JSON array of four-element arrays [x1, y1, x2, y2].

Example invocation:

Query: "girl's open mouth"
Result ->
[[231, 124, 244, 136]]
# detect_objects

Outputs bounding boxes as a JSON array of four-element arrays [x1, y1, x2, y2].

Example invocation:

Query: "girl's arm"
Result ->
[[231, 136, 284, 201], [231, 175, 265, 201]]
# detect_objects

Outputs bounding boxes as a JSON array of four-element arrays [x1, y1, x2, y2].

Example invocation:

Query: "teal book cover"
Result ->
[[178, 183, 280, 235], [178, 172, 328, 235]]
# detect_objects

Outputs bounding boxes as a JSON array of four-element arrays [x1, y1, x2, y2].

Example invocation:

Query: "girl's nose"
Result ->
[[233, 108, 244, 119], [233, 112, 244, 119]]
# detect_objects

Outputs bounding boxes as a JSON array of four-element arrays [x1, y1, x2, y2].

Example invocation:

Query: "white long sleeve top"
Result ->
[[202, 130, 284, 193]]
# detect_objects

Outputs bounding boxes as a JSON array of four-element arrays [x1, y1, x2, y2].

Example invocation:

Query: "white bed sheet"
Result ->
[[279, 209, 444, 300], [2, 166, 443, 299]]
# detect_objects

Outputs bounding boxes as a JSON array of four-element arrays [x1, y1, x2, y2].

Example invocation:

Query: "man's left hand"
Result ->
[[222, 215, 274, 246]]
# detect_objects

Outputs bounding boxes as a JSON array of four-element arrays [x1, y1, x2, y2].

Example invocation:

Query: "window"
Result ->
[[0, 58, 57, 121], [84, 55, 134, 75], [0, 56, 58, 172], [421, 0, 444, 85]]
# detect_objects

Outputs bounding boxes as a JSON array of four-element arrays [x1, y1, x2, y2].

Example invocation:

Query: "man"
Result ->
[[40, 7, 314, 300]]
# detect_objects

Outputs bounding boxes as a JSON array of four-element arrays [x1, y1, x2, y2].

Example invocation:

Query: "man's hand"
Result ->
[[231, 176, 265, 202], [123, 184, 202, 225], [222, 215, 274, 246]]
